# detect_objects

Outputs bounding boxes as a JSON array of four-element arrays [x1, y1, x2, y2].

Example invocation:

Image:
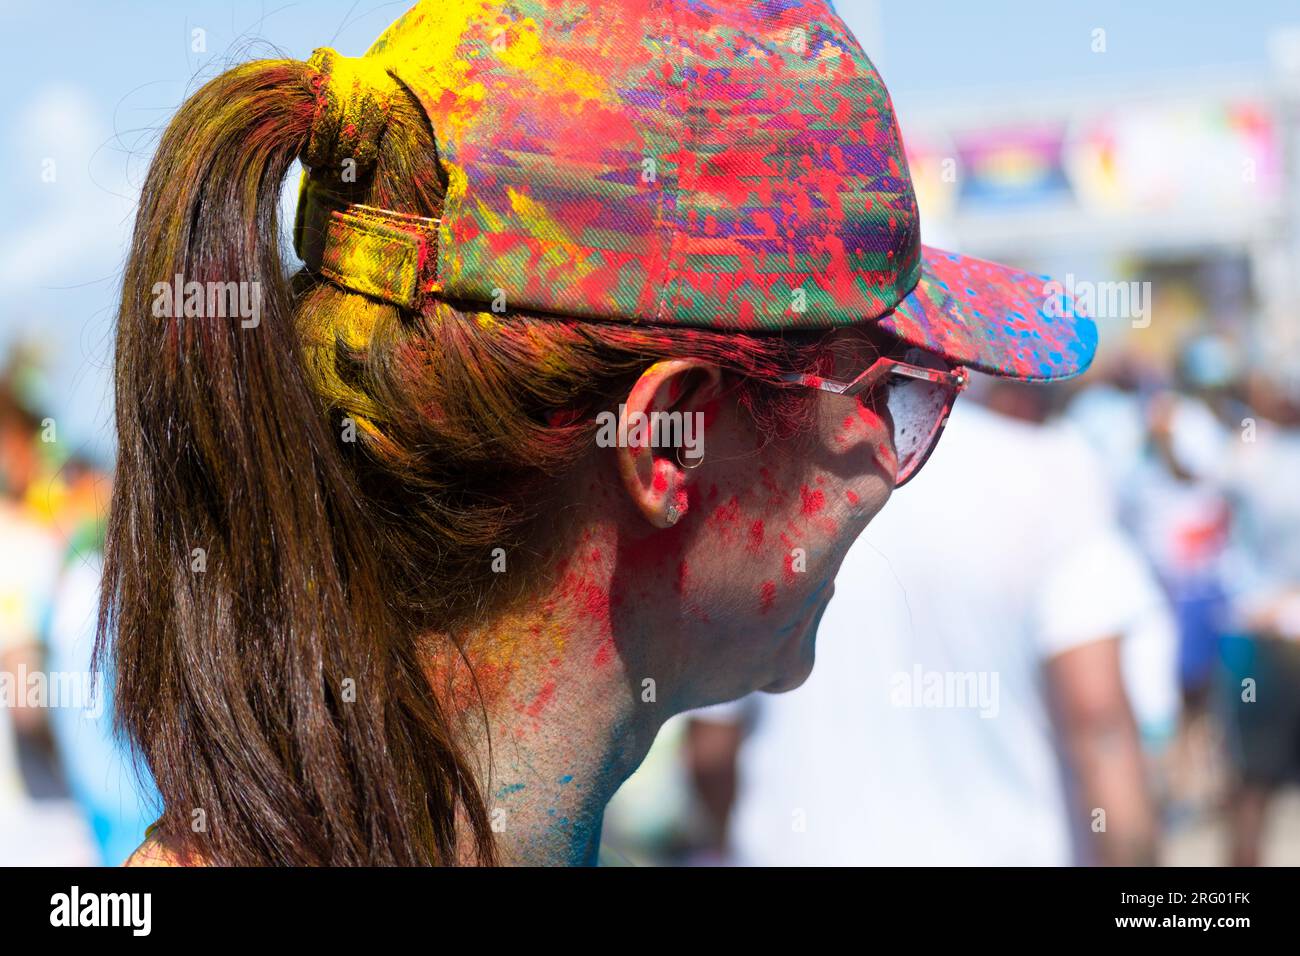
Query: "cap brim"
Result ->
[[876, 245, 1098, 383]]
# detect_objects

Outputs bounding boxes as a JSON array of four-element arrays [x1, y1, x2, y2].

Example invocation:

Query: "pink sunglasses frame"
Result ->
[[782, 353, 970, 487]]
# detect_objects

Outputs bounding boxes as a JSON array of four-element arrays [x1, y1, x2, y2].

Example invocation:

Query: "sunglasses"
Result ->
[[782, 336, 969, 488]]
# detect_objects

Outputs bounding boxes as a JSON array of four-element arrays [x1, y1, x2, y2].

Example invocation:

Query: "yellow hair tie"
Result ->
[[304, 47, 400, 175]]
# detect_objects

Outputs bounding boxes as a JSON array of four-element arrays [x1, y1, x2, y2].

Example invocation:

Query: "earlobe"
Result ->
[[613, 360, 722, 530]]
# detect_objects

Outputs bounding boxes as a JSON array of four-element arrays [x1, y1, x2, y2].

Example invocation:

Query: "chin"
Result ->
[[759, 600, 826, 693], [767, 576, 837, 692], [760, 656, 815, 694]]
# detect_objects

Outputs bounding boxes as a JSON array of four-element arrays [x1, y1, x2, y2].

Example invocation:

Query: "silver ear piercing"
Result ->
[[676, 447, 704, 469]]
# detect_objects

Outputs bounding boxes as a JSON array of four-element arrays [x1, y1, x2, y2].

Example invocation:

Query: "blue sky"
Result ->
[[1, 0, 1297, 459]]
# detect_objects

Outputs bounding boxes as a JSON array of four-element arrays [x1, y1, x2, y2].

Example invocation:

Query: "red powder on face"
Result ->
[[748, 519, 765, 550], [563, 572, 610, 624], [581, 582, 609, 620], [711, 495, 741, 528], [758, 468, 788, 508], [611, 518, 690, 619], [846, 489, 860, 505], [653, 470, 668, 493], [800, 485, 826, 515], [759, 580, 777, 614]]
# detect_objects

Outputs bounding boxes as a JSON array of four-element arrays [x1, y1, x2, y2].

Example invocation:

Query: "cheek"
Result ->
[[804, 393, 896, 537], [735, 465, 891, 626], [773, 397, 895, 594], [826, 392, 898, 483], [688, 394, 895, 625], [789, 472, 890, 581]]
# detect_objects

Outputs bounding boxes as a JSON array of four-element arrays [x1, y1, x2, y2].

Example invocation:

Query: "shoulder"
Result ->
[[123, 832, 202, 867]]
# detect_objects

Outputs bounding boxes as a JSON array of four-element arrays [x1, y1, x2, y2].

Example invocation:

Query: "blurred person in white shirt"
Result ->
[[686, 389, 1172, 865]]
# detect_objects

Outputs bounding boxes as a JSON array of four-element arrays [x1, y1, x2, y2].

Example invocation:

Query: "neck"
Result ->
[[433, 522, 669, 865]]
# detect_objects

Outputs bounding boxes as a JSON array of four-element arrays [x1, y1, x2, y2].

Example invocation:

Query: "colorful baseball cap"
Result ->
[[294, 0, 1097, 383]]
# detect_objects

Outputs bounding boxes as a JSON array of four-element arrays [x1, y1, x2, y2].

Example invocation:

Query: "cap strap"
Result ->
[[294, 182, 440, 310]]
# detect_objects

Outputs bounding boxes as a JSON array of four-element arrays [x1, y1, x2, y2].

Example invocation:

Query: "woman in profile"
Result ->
[[107, 0, 1095, 866]]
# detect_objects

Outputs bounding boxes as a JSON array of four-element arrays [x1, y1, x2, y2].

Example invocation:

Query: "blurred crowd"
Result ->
[[0, 350, 156, 866], [603, 334, 1300, 867]]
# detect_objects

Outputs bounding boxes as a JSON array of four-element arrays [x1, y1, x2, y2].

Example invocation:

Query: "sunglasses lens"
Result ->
[[885, 374, 954, 486]]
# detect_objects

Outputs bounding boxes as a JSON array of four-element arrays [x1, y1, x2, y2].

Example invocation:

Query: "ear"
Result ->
[[613, 359, 724, 529]]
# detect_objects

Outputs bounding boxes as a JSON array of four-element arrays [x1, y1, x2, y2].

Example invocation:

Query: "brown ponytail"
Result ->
[[101, 58, 496, 865]]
